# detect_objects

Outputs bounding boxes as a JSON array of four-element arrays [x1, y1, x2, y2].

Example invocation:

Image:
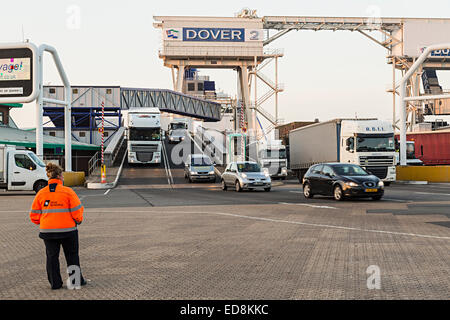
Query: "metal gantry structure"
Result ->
[[261, 16, 450, 131], [120, 88, 221, 121], [156, 13, 450, 139]]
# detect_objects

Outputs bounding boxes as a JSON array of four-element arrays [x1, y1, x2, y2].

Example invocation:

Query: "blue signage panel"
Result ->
[[430, 49, 450, 57], [183, 28, 245, 42]]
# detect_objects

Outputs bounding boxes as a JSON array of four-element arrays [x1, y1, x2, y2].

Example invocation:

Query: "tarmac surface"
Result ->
[[0, 138, 449, 299]]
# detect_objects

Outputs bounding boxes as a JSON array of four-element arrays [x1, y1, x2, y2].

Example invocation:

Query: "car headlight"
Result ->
[[190, 171, 197, 175], [346, 182, 359, 187], [263, 168, 269, 174], [209, 170, 215, 175], [241, 173, 247, 179], [281, 167, 287, 173], [378, 181, 384, 187], [264, 172, 270, 178], [181, 137, 185, 140]]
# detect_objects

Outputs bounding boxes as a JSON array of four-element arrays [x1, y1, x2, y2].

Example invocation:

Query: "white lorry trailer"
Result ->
[[127, 108, 162, 164], [0, 145, 48, 193], [257, 140, 288, 179], [289, 119, 397, 184]]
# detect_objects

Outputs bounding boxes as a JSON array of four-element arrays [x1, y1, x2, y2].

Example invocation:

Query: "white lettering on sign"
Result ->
[[0, 87, 24, 95]]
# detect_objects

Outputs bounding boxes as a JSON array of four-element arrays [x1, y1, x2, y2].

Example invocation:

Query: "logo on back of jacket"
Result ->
[[43, 200, 64, 207]]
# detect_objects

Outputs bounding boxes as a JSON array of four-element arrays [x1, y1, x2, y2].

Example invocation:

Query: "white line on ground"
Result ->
[[415, 192, 450, 196], [104, 189, 111, 196], [82, 209, 450, 241], [289, 191, 303, 194], [383, 198, 407, 202], [279, 202, 337, 209]]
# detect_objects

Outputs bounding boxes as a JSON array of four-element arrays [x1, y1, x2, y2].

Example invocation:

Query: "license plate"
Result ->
[[365, 188, 378, 193]]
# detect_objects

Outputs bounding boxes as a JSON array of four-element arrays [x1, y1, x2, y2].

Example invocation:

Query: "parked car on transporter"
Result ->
[[302, 163, 384, 201], [221, 161, 272, 192], [184, 154, 216, 183]]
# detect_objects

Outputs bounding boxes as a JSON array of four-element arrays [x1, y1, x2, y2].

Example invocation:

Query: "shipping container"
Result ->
[[396, 129, 450, 165]]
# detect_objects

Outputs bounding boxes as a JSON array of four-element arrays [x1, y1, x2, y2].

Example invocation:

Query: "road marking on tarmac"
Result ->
[[279, 202, 337, 209], [84, 209, 450, 241], [415, 192, 450, 196]]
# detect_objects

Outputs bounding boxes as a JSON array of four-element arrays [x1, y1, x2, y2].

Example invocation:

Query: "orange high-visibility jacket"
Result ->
[[30, 179, 84, 234]]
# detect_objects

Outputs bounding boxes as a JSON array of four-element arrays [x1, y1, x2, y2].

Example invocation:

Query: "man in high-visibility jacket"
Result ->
[[30, 163, 87, 290]]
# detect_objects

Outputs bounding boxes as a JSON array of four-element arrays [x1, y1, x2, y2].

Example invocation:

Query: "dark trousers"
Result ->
[[43, 232, 85, 289]]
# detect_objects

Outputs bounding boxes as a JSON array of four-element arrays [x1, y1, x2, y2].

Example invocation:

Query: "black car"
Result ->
[[302, 163, 384, 201]]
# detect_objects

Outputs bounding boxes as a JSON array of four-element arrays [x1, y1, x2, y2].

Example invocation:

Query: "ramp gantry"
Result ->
[[120, 88, 221, 122], [44, 86, 222, 123]]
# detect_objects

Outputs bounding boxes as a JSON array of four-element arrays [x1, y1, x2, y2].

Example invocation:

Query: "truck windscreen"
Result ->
[[261, 149, 286, 159], [170, 123, 187, 130], [406, 143, 416, 159], [356, 135, 395, 152], [129, 128, 161, 141]]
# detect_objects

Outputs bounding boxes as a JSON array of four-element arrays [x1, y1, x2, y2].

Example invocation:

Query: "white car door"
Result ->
[[8, 152, 37, 191]]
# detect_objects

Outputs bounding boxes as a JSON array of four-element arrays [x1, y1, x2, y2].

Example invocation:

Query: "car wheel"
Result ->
[[235, 180, 242, 192], [384, 182, 391, 186], [264, 187, 271, 192], [333, 185, 344, 201], [303, 183, 313, 199], [372, 195, 383, 201], [221, 179, 227, 191], [34, 181, 47, 193]]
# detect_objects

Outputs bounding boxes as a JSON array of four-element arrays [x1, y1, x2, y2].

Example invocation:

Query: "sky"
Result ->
[[2, 0, 450, 128]]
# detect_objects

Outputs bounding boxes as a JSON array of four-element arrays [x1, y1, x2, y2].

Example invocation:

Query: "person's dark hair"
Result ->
[[46, 163, 63, 180]]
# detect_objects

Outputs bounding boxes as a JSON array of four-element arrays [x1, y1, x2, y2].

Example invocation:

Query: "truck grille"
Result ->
[[359, 156, 394, 166], [364, 166, 388, 180], [136, 152, 153, 162], [131, 145, 158, 152]]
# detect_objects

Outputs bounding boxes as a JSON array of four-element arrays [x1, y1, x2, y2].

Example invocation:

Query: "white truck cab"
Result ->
[[0, 145, 48, 193], [127, 108, 162, 164], [394, 141, 423, 166], [340, 120, 397, 183], [257, 140, 288, 179], [168, 118, 189, 143]]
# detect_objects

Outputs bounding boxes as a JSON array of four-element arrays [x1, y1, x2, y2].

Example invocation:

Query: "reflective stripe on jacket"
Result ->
[[30, 179, 84, 233]]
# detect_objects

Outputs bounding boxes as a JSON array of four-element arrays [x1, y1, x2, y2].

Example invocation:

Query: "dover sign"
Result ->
[[0, 43, 39, 103], [164, 28, 263, 42]]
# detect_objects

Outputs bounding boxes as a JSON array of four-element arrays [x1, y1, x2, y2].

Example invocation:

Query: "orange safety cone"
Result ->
[[101, 165, 107, 184]]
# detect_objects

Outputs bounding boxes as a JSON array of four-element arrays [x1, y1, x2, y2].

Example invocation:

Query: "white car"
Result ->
[[221, 161, 271, 192]]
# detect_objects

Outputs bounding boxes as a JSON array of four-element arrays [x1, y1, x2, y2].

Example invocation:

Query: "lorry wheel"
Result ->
[[372, 195, 383, 201], [303, 184, 313, 199], [34, 181, 48, 193], [221, 180, 227, 191], [264, 187, 271, 192], [333, 185, 345, 201], [235, 181, 242, 192]]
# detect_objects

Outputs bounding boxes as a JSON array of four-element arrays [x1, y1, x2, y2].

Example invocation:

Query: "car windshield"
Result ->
[[332, 165, 369, 176], [356, 135, 395, 152], [191, 157, 212, 166], [237, 163, 261, 173], [260, 149, 286, 159], [129, 128, 161, 141], [28, 152, 45, 168]]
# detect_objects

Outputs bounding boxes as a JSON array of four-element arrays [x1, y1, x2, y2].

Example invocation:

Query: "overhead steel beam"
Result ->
[[120, 88, 221, 122]]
